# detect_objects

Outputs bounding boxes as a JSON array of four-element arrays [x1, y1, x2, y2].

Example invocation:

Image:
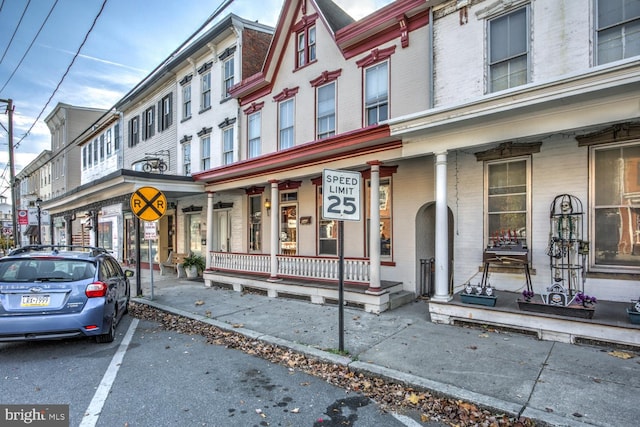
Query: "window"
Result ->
[[597, 0, 640, 65], [106, 129, 112, 156], [201, 136, 211, 170], [489, 7, 529, 92], [317, 187, 338, 255], [142, 106, 155, 140], [223, 127, 234, 165], [223, 57, 234, 98], [365, 62, 388, 125], [485, 158, 529, 248], [183, 142, 191, 175], [296, 25, 316, 68], [159, 94, 172, 131], [99, 135, 105, 161], [183, 84, 191, 119], [249, 195, 262, 252], [87, 141, 92, 165], [279, 99, 294, 149], [82, 146, 87, 169], [591, 142, 640, 269], [248, 112, 261, 158], [366, 178, 392, 257], [93, 139, 98, 165], [114, 123, 120, 151], [317, 82, 336, 139], [201, 72, 211, 110]]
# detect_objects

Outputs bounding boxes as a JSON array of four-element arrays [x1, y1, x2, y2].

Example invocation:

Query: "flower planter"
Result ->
[[627, 309, 640, 325], [517, 299, 595, 319], [460, 293, 497, 307]]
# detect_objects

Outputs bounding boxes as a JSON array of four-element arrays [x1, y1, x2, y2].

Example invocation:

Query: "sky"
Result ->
[[0, 0, 393, 200]]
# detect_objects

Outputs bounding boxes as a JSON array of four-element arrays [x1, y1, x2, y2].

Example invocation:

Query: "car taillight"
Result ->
[[86, 282, 107, 298]]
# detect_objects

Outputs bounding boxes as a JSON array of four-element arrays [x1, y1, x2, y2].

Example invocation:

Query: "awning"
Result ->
[[24, 225, 39, 236]]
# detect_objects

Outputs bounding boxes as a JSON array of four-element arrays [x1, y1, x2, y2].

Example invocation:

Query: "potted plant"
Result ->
[[628, 297, 640, 325], [182, 253, 205, 279]]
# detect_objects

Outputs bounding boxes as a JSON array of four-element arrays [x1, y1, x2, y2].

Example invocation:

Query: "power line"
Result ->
[[14, 0, 108, 150], [0, 0, 32, 64], [0, 0, 60, 93]]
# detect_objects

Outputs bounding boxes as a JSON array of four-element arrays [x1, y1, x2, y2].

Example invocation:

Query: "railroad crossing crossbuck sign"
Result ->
[[130, 186, 167, 221]]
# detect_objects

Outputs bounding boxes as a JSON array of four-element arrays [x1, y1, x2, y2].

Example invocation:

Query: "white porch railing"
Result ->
[[209, 252, 370, 284]]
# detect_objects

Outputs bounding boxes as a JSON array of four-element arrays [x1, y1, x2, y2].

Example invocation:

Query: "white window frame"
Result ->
[[317, 82, 336, 139], [484, 157, 531, 249], [279, 99, 295, 150], [596, 0, 640, 65], [201, 136, 211, 170], [183, 84, 191, 119], [223, 57, 234, 98], [222, 127, 234, 165], [183, 142, 191, 176], [487, 5, 530, 93], [248, 111, 261, 158], [364, 61, 388, 126], [201, 72, 211, 110]]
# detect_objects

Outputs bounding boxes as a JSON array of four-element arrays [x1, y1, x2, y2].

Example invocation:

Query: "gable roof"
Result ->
[[229, 0, 438, 105]]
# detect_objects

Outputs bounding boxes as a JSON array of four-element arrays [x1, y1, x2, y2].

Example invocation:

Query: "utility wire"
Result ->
[[0, 0, 32, 64], [14, 0, 108, 150], [0, 0, 60, 93]]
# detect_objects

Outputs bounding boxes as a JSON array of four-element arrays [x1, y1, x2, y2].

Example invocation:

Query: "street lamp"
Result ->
[[36, 197, 42, 245]]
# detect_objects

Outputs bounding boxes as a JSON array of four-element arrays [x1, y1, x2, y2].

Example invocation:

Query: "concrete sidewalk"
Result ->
[[131, 271, 640, 427]]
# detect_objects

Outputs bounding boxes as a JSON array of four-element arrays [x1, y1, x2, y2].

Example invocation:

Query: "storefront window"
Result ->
[[187, 214, 202, 255], [592, 143, 640, 269]]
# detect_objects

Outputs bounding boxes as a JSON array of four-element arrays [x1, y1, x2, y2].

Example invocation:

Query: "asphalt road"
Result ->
[[0, 314, 434, 427]]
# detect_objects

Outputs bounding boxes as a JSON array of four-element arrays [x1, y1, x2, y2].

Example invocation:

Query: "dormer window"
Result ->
[[294, 15, 317, 69]]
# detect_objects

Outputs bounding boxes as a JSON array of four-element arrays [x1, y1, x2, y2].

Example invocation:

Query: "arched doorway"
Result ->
[[415, 202, 454, 296]]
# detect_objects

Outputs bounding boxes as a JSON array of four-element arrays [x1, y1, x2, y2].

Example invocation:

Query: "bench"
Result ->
[[159, 251, 188, 277]]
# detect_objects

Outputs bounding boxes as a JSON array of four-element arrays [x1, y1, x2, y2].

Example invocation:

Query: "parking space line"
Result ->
[[79, 319, 138, 427]]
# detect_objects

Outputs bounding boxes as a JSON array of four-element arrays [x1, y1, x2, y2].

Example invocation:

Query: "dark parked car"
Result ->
[[0, 245, 133, 343]]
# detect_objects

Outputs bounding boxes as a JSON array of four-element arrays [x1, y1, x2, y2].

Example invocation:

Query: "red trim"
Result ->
[[360, 165, 398, 179], [243, 101, 265, 114], [193, 126, 399, 185], [292, 13, 318, 32], [273, 86, 299, 102], [245, 186, 265, 195], [356, 46, 396, 68], [309, 69, 342, 87], [278, 180, 302, 191]]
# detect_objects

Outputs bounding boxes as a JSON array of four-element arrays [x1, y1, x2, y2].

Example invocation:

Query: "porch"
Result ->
[[203, 251, 409, 313], [430, 290, 640, 349]]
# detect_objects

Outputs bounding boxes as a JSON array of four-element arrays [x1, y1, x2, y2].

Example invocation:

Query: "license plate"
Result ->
[[21, 294, 51, 307]]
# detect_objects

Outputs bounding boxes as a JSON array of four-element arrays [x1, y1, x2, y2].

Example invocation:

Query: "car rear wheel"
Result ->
[[96, 310, 116, 343]]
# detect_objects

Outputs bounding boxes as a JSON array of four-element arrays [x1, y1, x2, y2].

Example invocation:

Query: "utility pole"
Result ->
[[0, 98, 18, 247]]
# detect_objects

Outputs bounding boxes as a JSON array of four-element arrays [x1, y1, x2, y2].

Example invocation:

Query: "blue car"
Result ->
[[0, 245, 133, 343]]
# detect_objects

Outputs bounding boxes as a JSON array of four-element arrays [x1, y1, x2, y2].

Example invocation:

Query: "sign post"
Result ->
[[322, 169, 361, 352], [130, 187, 167, 299]]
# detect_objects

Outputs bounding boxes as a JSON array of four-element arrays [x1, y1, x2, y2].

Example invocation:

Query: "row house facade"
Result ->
[[193, 0, 639, 333], [40, 14, 274, 279]]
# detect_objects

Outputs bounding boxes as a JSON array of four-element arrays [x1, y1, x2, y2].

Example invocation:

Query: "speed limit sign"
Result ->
[[322, 169, 361, 221]]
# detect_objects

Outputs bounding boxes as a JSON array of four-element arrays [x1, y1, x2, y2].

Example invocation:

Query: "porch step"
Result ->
[[389, 290, 415, 310]]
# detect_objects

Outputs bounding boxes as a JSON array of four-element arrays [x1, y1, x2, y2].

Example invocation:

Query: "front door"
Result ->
[[280, 204, 297, 255], [213, 210, 230, 252]]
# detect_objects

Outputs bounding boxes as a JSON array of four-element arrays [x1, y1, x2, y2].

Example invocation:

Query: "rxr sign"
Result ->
[[322, 169, 361, 221]]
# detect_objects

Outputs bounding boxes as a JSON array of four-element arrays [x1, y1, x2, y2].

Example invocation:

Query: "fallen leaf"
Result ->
[[291, 408, 300, 413], [608, 350, 633, 360], [573, 412, 583, 418], [194, 300, 205, 306], [479, 333, 489, 338], [407, 392, 422, 405], [232, 323, 244, 328]]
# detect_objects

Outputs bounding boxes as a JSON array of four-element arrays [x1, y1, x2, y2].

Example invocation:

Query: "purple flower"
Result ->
[[575, 292, 597, 305], [522, 290, 534, 300]]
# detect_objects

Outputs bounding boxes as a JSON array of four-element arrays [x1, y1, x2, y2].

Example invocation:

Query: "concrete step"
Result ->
[[389, 290, 415, 310]]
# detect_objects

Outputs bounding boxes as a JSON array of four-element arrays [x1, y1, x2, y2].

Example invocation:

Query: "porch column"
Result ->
[[367, 161, 382, 293], [268, 180, 280, 281], [433, 152, 452, 302], [206, 191, 214, 269]]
